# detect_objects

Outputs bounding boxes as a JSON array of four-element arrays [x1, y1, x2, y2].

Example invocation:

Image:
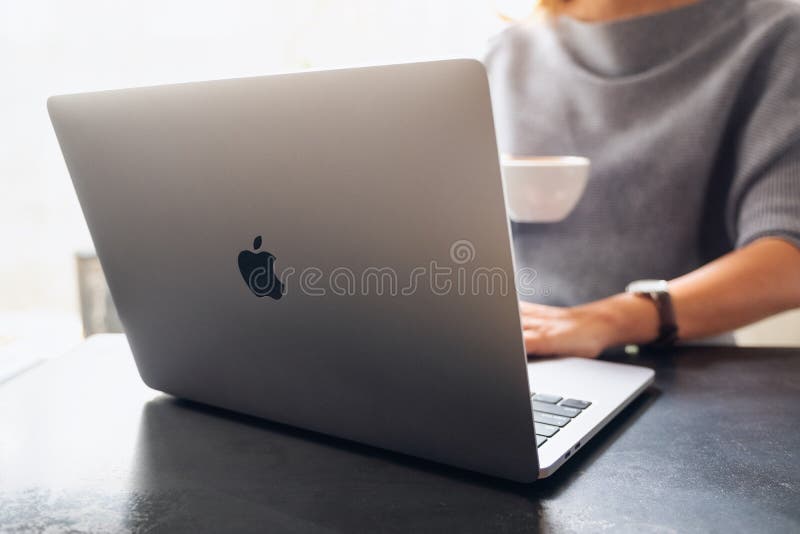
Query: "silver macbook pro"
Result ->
[[48, 59, 653, 482]]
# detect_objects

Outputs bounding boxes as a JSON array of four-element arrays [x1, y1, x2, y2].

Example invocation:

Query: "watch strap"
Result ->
[[649, 290, 679, 348]]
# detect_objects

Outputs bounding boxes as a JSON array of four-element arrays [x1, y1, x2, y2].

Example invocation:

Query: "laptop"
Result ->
[[48, 59, 654, 482]]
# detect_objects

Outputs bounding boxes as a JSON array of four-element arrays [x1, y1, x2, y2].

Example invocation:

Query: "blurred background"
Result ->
[[1, 0, 797, 374]]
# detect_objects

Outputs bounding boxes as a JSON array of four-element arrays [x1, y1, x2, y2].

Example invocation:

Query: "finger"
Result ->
[[523, 330, 556, 357], [519, 301, 549, 313], [520, 317, 546, 330], [519, 301, 567, 318]]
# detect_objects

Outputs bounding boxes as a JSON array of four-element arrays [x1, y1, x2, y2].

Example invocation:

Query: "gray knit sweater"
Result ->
[[484, 0, 800, 307]]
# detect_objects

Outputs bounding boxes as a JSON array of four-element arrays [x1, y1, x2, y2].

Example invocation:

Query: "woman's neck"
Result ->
[[557, 0, 701, 22]]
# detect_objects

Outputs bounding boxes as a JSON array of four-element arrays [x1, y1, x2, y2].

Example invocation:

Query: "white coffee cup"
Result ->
[[500, 155, 590, 223]]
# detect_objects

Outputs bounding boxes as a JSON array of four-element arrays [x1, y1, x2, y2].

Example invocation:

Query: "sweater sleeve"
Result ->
[[727, 14, 800, 250], [733, 142, 800, 249]]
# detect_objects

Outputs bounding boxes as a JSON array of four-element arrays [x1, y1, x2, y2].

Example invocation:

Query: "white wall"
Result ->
[[735, 310, 800, 347]]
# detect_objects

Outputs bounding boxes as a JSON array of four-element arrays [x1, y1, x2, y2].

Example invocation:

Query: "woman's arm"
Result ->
[[521, 237, 800, 357]]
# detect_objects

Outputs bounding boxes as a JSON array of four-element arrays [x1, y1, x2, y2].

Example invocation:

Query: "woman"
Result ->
[[484, 0, 800, 356]]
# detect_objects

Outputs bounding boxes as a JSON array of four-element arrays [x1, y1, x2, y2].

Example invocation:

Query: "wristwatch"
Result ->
[[625, 279, 679, 348]]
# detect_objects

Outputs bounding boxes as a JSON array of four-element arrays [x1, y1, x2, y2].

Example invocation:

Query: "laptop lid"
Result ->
[[48, 59, 540, 481]]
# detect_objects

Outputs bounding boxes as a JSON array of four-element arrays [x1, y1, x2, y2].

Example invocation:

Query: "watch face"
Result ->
[[627, 279, 669, 294]]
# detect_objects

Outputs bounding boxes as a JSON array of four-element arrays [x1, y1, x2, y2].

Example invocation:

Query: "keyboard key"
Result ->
[[532, 401, 580, 418], [561, 398, 592, 410], [531, 393, 562, 404], [534, 412, 570, 427], [536, 435, 547, 447], [535, 423, 559, 437]]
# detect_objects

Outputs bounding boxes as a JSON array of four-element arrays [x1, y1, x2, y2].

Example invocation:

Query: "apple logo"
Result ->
[[237, 235, 284, 300]]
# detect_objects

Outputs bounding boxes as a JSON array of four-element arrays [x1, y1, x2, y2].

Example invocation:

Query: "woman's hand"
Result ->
[[519, 294, 659, 358], [520, 238, 800, 357]]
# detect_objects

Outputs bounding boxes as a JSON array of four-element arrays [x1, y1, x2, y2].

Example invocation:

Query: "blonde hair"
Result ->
[[537, 0, 565, 13], [496, 1, 563, 23]]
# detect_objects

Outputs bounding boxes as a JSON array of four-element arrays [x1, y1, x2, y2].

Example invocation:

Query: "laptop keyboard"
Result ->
[[531, 393, 592, 448]]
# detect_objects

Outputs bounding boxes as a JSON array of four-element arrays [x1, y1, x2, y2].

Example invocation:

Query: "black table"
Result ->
[[1, 335, 799, 533]]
